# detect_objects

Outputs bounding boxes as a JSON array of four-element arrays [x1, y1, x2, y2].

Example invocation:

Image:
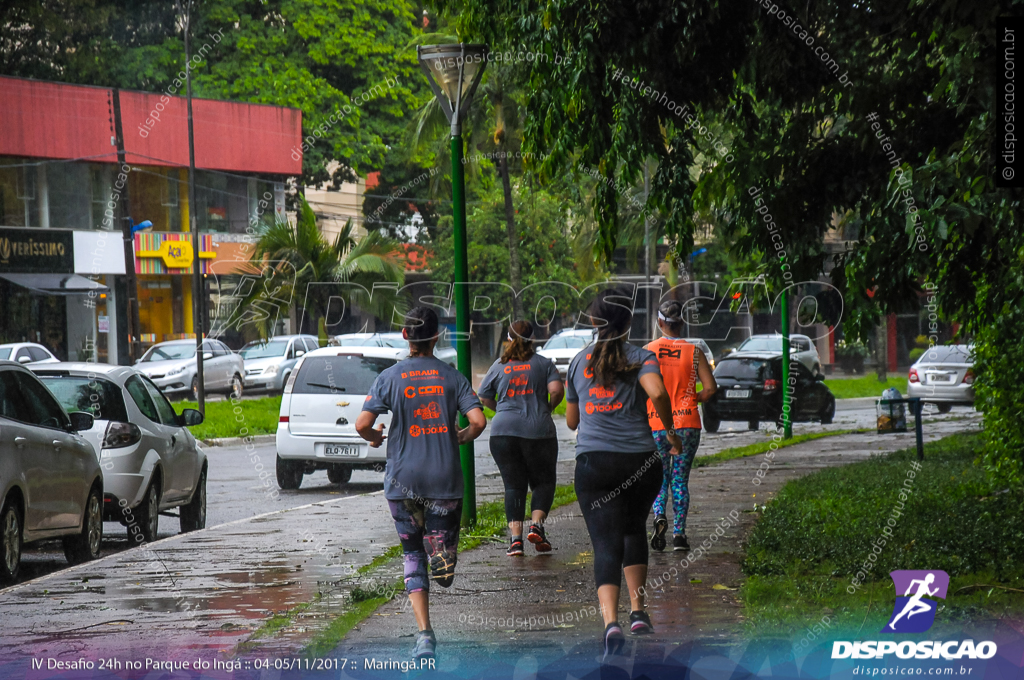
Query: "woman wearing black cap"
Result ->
[[478, 320, 564, 556], [565, 288, 681, 658]]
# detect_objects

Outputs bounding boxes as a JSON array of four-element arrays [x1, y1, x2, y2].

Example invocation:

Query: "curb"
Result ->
[[201, 433, 276, 447]]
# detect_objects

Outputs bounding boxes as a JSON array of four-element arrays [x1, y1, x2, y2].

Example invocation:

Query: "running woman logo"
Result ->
[[413, 401, 441, 420], [882, 570, 949, 633], [509, 374, 529, 387]]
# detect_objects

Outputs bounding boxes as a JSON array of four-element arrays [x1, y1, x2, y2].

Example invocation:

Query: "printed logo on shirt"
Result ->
[[648, 406, 694, 419], [402, 369, 440, 379], [405, 385, 445, 398], [506, 388, 535, 398], [503, 363, 530, 374], [588, 386, 615, 399], [585, 401, 623, 414], [364, 395, 372, 402], [658, 347, 683, 359], [409, 423, 449, 437], [413, 401, 442, 420], [584, 366, 594, 379], [509, 374, 529, 387]]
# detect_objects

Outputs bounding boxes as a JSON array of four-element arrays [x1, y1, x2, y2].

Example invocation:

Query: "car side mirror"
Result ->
[[295, 349, 305, 357], [178, 408, 204, 426], [815, 374, 826, 382], [17, 355, 31, 364], [68, 411, 95, 432], [203, 352, 213, 360]]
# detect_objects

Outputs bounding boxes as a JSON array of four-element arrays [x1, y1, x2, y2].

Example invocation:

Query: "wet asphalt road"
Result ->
[[10, 401, 965, 585]]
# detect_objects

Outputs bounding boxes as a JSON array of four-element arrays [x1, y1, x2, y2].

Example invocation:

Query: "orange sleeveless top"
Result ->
[[644, 337, 701, 430]]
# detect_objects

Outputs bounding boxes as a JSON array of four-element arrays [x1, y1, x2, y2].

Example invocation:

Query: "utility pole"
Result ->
[[183, 0, 206, 413], [111, 89, 142, 364], [644, 162, 652, 341]]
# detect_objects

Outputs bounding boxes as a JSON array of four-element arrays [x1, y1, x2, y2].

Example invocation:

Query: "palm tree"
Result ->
[[220, 197, 405, 343]]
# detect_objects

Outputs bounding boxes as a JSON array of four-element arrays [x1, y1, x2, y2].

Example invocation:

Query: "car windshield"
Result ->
[[381, 336, 409, 349], [142, 344, 195, 361], [293, 355, 396, 394], [0, 348, 10, 360], [544, 335, 591, 350], [918, 345, 973, 364], [738, 337, 782, 352], [36, 375, 129, 422], [715, 358, 770, 380], [336, 336, 377, 347], [240, 340, 289, 359]]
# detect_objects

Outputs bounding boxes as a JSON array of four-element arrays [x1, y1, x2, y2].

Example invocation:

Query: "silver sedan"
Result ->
[[31, 363, 208, 543], [907, 344, 975, 413]]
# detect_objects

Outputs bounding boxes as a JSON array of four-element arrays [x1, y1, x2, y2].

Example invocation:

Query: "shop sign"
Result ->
[[0, 227, 74, 273], [136, 235, 215, 271]]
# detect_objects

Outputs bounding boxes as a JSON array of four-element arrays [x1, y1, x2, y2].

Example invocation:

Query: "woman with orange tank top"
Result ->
[[644, 300, 717, 552]]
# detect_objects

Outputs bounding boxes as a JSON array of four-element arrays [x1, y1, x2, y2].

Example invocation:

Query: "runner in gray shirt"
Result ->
[[478, 320, 564, 555], [356, 307, 486, 662]]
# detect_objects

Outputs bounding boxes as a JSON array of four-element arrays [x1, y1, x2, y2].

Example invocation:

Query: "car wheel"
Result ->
[[276, 456, 303, 490], [229, 374, 243, 400], [180, 467, 207, 533], [63, 486, 103, 565], [327, 465, 353, 485], [937, 403, 952, 414], [134, 480, 161, 543], [703, 413, 720, 433], [0, 499, 22, 583], [748, 419, 759, 431], [821, 396, 836, 424], [191, 377, 199, 401]]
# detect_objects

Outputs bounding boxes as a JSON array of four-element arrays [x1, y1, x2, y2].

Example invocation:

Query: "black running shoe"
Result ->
[[527, 523, 552, 552], [629, 610, 654, 635], [603, 621, 625, 660], [507, 537, 524, 556], [413, 629, 436, 659], [427, 535, 456, 587], [673, 534, 690, 551], [651, 515, 668, 552]]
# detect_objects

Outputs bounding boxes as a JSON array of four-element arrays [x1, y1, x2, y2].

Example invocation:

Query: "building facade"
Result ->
[[0, 76, 302, 363]]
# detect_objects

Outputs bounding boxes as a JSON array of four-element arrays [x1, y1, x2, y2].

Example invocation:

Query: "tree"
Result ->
[[232, 197, 405, 342]]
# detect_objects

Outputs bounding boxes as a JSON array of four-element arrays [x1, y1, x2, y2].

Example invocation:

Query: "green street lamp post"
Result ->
[[781, 288, 792, 439], [418, 44, 488, 526]]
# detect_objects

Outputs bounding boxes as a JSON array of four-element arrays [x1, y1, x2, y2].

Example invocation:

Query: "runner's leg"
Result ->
[[671, 429, 701, 536]]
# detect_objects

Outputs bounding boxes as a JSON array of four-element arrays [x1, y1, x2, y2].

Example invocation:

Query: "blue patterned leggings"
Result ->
[[651, 428, 702, 535], [388, 498, 462, 593]]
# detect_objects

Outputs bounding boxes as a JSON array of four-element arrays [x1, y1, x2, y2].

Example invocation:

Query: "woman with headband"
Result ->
[[478, 319, 565, 555], [645, 300, 717, 552], [565, 288, 681, 657]]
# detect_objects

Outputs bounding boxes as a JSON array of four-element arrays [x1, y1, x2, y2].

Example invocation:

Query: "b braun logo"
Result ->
[[882, 570, 949, 633]]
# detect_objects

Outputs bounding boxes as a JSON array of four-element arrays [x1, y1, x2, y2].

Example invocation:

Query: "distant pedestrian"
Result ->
[[565, 288, 681, 659], [645, 300, 717, 553], [355, 307, 487, 661], [478, 320, 564, 556]]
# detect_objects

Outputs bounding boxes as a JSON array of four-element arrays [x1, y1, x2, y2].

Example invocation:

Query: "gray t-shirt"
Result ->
[[565, 342, 661, 456], [362, 356, 482, 501], [478, 353, 561, 439]]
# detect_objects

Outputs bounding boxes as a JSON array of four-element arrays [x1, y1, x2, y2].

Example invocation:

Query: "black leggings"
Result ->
[[575, 450, 663, 588], [489, 436, 559, 524]]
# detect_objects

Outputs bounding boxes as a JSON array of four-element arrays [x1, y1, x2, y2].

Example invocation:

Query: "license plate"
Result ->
[[927, 373, 955, 384], [726, 389, 751, 398], [322, 444, 360, 457]]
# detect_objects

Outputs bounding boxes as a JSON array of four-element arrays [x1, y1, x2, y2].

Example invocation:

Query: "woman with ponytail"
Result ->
[[564, 288, 681, 658], [478, 320, 564, 555]]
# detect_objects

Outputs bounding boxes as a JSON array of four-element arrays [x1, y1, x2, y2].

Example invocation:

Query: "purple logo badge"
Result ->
[[882, 570, 949, 633]]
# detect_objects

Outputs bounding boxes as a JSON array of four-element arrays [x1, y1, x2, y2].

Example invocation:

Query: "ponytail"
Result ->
[[501, 319, 535, 363], [587, 288, 641, 387]]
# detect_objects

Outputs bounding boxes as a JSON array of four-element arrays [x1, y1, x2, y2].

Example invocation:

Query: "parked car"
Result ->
[[703, 351, 836, 432], [0, 361, 102, 581], [276, 347, 398, 489], [0, 342, 60, 365], [685, 338, 715, 369], [537, 329, 597, 378], [136, 339, 245, 400], [240, 335, 320, 392], [332, 332, 457, 368], [907, 344, 975, 413], [31, 363, 207, 542], [736, 334, 822, 375]]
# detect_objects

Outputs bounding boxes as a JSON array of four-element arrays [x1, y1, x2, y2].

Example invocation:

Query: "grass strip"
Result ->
[[177, 396, 282, 440], [822, 375, 908, 400]]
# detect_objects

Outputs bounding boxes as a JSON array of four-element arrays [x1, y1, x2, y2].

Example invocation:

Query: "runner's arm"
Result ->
[[640, 373, 682, 454], [695, 349, 717, 403], [565, 402, 579, 430], [547, 380, 565, 412], [480, 397, 497, 410], [356, 411, 386, 447], [457, 407, 487, 444]]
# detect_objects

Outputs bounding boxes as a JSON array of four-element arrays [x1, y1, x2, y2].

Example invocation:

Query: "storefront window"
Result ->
[[0, 160, 38, 227]]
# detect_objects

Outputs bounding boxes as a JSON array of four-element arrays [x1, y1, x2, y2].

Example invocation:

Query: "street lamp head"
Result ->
[[417, 44, 488, 134]]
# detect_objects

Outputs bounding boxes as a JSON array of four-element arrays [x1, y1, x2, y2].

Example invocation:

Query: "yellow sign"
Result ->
[[137, 240, 215, 269]]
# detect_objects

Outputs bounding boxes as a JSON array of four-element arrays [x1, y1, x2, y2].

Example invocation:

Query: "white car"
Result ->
[[735, 333, 822, 376], [685, 338, 715, 369], [240, 334, 319, 392], [275, 346, 397, 489], [333, 332, 457, 368], [537, 329, 597, 377], [0, 343, 60, 365], [1, 361, 101, 581], [31, 363, 207, 542]]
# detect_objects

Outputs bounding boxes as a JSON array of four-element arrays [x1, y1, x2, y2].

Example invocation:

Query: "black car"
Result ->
[[703, 351, 835, 432]]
